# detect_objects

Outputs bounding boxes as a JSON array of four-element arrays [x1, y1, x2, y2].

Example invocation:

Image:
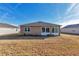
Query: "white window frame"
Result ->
[[42, 27, 50, 33], [52, 27, 59, 33], [25, 27, 30, 32]]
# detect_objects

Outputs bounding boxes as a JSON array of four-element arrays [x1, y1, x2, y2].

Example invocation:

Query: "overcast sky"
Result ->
[[0, 3, 79, 27]]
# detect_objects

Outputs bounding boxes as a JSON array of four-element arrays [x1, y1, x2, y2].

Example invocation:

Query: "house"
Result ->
[[20, 21, 61, 36], [0, 23, 19, 35], [61, 24, 79, 34]]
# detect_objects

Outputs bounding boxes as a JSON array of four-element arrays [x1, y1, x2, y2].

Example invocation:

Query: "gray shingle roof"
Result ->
[[21, 21, 61, 27], [0, 23, 18, 28], [63, 24, 79, 28]]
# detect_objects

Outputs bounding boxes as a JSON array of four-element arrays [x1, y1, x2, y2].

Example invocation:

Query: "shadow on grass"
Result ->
[[0, 34, 57, 40], [61, 32, 79, 36]]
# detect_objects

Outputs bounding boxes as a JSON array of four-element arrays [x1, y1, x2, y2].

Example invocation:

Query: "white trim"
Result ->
[[51, 33, 59, 35], [41, 32, 50, 35], [41, 33, 59, 35]]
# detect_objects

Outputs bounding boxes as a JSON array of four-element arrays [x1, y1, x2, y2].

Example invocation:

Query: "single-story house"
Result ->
[[61, 24, 79, 34], [20, 21, 61, 36], [0, 23, 19, 35]]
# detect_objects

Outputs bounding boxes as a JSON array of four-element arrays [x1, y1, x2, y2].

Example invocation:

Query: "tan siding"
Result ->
[[30, 26, 41, 35], [24, 26, 41, 35], [21, 26, 60, 35]]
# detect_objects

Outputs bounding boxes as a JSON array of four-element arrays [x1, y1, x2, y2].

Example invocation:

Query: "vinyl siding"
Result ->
[[0, 28, 19, 35], [20, 26, 60, 36], [61, 28, 79, 34]]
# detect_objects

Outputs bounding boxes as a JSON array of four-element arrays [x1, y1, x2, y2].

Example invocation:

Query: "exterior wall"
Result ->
[[61, 28, 79, 34], [0, 28, 19, 35], [20, 26, 42, 35], [20, 25, 60, 36], [41, 26, 60, 36], [20, 25, 24, 32]]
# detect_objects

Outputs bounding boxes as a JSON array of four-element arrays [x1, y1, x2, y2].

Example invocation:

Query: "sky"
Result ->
[[0, 3, 79, 27]]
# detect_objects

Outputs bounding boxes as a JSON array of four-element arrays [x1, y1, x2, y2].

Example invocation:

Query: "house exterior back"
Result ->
[[61, 24, 79, 34], [0, 23, 19, 35], [20, 21, 61, 36]]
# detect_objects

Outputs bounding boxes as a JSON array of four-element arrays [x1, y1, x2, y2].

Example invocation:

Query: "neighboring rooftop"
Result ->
[[21, 21, 61, 27], [0, 23, 18, 28], [63, 24, 79, 28]]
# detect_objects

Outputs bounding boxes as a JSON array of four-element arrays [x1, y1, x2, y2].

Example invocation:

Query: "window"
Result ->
[[55, 27, 59, 33], [46, 28, 49, 32], [16, 29, 17, 31], [52, 27, 54, 33], [25, 27, 30, 32], [42, 27, 45, 32], [42, 27, 50, 32], [52, 27, 59, 33]]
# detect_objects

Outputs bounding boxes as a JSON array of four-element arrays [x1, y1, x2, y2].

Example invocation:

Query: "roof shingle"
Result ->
[[21, 21, 61, 27], [0, 23, 17, 28]]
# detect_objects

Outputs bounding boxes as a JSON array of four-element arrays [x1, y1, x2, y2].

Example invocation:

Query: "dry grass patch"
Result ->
[[0, 34, 79, 55]]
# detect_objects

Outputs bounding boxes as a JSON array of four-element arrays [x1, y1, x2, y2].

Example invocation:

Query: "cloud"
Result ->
[[65, 3, 77, 16], [60, 19, 79, 28], [64, 4, 79, 19], [55, 4, 78, 24], [59, 3, 79, 28]]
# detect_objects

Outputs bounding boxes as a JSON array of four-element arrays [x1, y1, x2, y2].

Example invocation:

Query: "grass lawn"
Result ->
[[0, 34, 79, 56]]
